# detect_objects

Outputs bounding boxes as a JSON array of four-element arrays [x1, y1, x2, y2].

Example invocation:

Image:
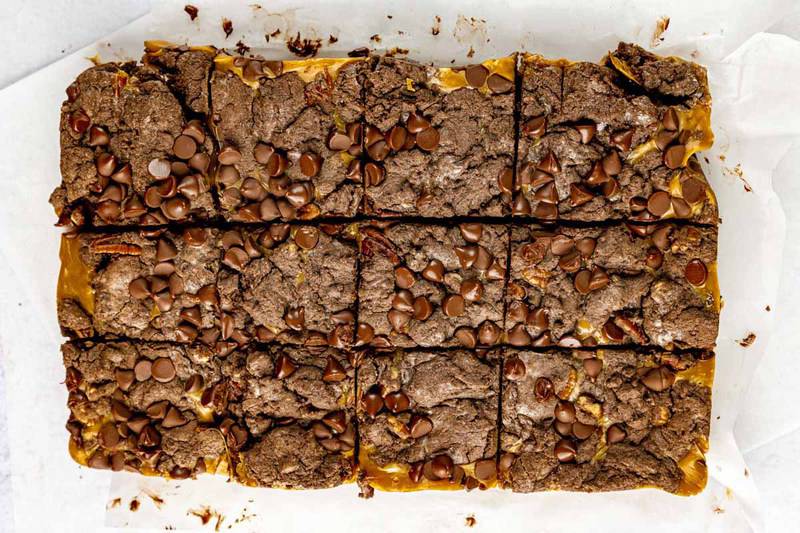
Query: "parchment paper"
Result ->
[[0, 0, 797, 531]]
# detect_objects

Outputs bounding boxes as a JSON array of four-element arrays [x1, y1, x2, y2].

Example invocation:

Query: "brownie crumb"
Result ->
[[286, 33, 322, 57], [738, 333, 756, 347], [222, 18, 233, 38], [184, 4, 198, 20]]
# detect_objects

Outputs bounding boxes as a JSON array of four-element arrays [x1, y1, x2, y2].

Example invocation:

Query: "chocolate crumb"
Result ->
[[235, 41, 250, 55], [766, 306, 771, 312], [738, 333, 756, 347], [190, 507, 213, 525], [328, 35, 338, 44], [432, 15, 442, 36], [370, 34, 382, 43], [467, 46, 475, 58], [387, 15, 393, 19], [270, 29, 281, 37], [348, 47, 370, 58], [386, 47, 409, 57], [222, 18, 233, 39], [108, 497, 121, 509], [286, 32, 322, 58], [184, 4, 198, 21], [129, 498, 140, 512], [465, 515, 477, 527]]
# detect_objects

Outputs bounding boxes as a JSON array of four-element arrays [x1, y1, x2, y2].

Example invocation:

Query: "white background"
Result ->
[[1, 1, 799, 531]]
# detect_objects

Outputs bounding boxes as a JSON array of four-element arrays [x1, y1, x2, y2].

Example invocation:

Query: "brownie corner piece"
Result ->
[[499, 348, 713, 494], [506, 222, 719, 351], [514, 43, 716, 225], [357, 348, 500, 491], [217, 223, 358, 347], [57, 62, 216, 228], [357, 222, 508, 349], [362, 56, 515, 217], [210, 55, 367, 221]]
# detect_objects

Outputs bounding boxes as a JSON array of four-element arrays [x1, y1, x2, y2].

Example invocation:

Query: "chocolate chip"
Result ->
[[672, 196, 692, 218], [356, 323, 375, 346], [416, 127, 440, 152], [663, 144, 686, 169], [497, 167, 514, 194], [570, 183, 594, 207], [685, 259, 708, 286], [646, 191, 671, 216], [555, 400, 576, 423], [487, 73, 513, 93], [327, 131, 351, 151], [508, 323, 532, 346], [572, 421, 595, 440], [409, 415, 434, 438], [503, 356, 526, 380], [266, 152, 288, 177], [115, 369, 135, 392], [162, 196, 190, 220], [646, 246, 664, 269], [388, 309, 411, 331], [427, 455, 454, 480], [274, 354, 297, 379], [88, 125, 110, 147], [662, 108, 679, 131], [474, 459, 496, 481], [413, 296, 433, 321], [523, 116, 546, 138], [384, 390, 410, 413], [386, 125, 408, 152], [641, 366, 675, 391], [284, 306, 305, 330], [422, 259, 445, 283], [534, 377, 554, 401], [575, 123, 596, 144], [364, 162, 385, 186], [147, 158, 171, 179], [460, 279, 483, 303], [477, 321, 501, 345], [451, 327, 476, 348], [602, 151, 622, 177], [299, 152, 323, 177], [218, 145, 242, 165], [69, 110, 90, 134], [128, 277, 150, 300], [512, 193, 532, 215], [322, 411, 347, 434], [406, 113, 431, 133], [361, 385, 384, 416], [465, 64, 489, 87], [610, 129, 633, 151], [602, 319, 625, 342], [606, 424, 627, 444], [172, 135, 197, 160], [682, 178, 706, 204], [294, 227, 319, 250], [442, 294, 465, 317], [134, 359, 152, 381], [286, 182, 314, 207], [151, 358, 176, 383], [162, 407, 188, 428]]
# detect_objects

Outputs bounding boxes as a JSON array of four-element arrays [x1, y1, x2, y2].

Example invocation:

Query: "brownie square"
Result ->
[[514, 44, 717, 224], [222, 345, 356, 489], [217, 224, 358, 348], [500, 348, 713, 494], [53, 62, 217, 228], [506, 223, 719, 350], [62, 340, 229, 478], [362, 56, 516, 217], [210, 56, 367, 221], [357, 223, 508, 349], [57, 228, 221, 342], [358, 349, 499, 491]]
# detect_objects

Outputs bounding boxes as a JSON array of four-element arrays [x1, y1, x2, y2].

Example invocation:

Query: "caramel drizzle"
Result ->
[[214, 55, 364, 89], [57, 235, 95, 315]]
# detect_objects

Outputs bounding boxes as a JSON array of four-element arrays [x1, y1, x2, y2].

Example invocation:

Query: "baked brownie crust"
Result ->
[[362, 57, 515, 217], [506, 223, 719, 350], [210, 57, 366, 220], [54, 62, 216, 228], [217, 224, 358, 348], [500, 348, 712, 493], [358, 349, 499, 491], [57, 228, 220, 342], [514, 44, 716, 224], [358, 223, 508, 349]]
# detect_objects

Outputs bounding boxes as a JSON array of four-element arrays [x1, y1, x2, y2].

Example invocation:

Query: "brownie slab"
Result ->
[[357, 349, 499, 491], [217, 224, 358, 348], [63, 341, 229, 478], [506, 223, 719, 350], [210, 56, 366, 221], [52, 61, 217, 228], [57, 228, 221, 342], [500, 348, 713, 494], [222, 345, 356, 488], [357, 223, 508, 349], [362, 56, 515, 217], [514, 44, 717, 224]]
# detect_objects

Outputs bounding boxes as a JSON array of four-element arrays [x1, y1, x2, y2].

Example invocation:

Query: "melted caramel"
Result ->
[[143, 40, 216, 57], [57, 235, 95, 315], [675, 436, 709, 496], [693, 261, 721, 313], [676, 356, 715, 388], [358, 449, 496, 492], [215, 55, 363, 89], [433, 56, 515, 94]]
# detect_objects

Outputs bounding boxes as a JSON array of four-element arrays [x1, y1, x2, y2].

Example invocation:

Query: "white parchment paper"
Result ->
[[1, 0, 798, 531]]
